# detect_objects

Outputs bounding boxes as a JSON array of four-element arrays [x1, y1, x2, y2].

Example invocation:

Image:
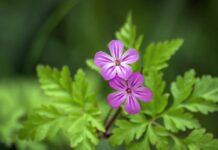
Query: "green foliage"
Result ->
[[37, 65, 72, 98], [115, 12, 144, 71], [143, 39, 183, 74], [20, 66, 105, 150], [183, 129, 218, 150], [110, 26, 218, 149], [0, 79, 49, 150], [163, 108, 200, 132], [110, 114, 147, 145], [143, 71, 169, 115], [116, 13, 143, 50]]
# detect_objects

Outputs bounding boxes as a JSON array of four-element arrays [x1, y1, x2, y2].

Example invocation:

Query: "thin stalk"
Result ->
[[103, 107, 122, 138]]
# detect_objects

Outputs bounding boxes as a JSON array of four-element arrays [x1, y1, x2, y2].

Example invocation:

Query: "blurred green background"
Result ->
[[0, 0, 218, 149]]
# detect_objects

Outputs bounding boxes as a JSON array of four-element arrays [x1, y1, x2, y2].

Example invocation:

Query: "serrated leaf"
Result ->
[[143, 71, 168, 115], [116, 12, 136, 48], [37, 65, 72, 98], [86, 59, 100, 73], [19, 105, 65, 141], [184, 129, 218, 150], [110, 114, 148, 145], [72, 69, 89, 105], [190, 76, 218, 103], [171, 69, 196, 105], [163, 108, 200, 133], [67, 114, 99, 150], [143, 39, 184, 74], [147, 124, 169, 150], [178, 76, 218, 114]]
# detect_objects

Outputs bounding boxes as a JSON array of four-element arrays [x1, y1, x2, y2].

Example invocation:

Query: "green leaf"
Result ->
[[143, 71, 169, 115], [67, 114, 98, 150], [19, 105, 65, 141], [116, 13, 144, 71], [37, 65, 72, 98], [72, 69, 90, 105], [86, 59, 100, 73], [21, 67, 104, 150], [163, 108, 200, 133], [177, 76, 218, 114], [171, 69, 196, 105], [143, 39, 184, 74], [184, 129, 218, 150], [116, 12, 136, 49], [190, 76, 218, 103], [147, 125, 169, 150], [110, 114, 148, 146]]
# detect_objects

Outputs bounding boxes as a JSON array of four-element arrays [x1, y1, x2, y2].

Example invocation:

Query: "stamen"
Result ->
[[126, 88, 132, 93], [115, 59, 120, 66]]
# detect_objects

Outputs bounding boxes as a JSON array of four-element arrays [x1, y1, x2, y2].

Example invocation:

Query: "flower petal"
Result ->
[[127, 72, 144, 89], [132, 87, 153, 102], [94, 51, 113, 67], [124, 95, 140, 114], [116, 64, 132, 79], [107, 91, 126, 108], [101, 63, 116, 80], [108, 40, 124, 58], [121, 48, 139, 64], [109, 76, 127, 90]]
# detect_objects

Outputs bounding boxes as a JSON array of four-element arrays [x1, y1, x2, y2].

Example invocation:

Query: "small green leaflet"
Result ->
[[190, 76, 218, 103], [19, 105, 65, 141], [183, 129, 218, 150], [171, 71, 218, 114], [143, 71, 169, 115], [116, 13, 144, 71], [171, 69, 196, 106], [110, 114, 147, 145], [115, 12, 143, 50], [37, 65, 72, 98], [143, 39, 183, 74], [163, 108, 200, 133], [20, 66, 105, 150]]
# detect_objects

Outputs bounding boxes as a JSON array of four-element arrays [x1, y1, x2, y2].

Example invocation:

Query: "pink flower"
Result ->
[[94, 40, 139, 80], [107, 72, 153, 114]]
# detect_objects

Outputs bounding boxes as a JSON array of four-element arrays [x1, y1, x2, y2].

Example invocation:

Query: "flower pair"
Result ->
[[94, 40, 153, 114]]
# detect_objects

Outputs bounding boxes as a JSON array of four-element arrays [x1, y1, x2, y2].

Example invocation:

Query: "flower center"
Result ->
[[115, 59, 121, 66], [126, 88, 132, 94]]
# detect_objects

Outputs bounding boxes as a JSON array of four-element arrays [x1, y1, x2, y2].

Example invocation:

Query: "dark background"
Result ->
[[0, 0, 218, 149]]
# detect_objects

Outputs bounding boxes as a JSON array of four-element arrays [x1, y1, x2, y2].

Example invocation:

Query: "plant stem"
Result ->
[[104, 108, 113, 125], [103, 107, 122, 138]]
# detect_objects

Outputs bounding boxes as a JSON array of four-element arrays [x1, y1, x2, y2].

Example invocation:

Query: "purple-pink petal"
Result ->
[[101, 63, 116, 80], [128, 72, 144, 89], [108, 40, 124, 59], [116, 64, 132, 80], [107, 91, 126, 108], [109, 76, 127, 91], [125, 95, 140, 114], [121, 48, 139, 64], [132, 87, 153, 102], [94, 51, 113, 67]]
